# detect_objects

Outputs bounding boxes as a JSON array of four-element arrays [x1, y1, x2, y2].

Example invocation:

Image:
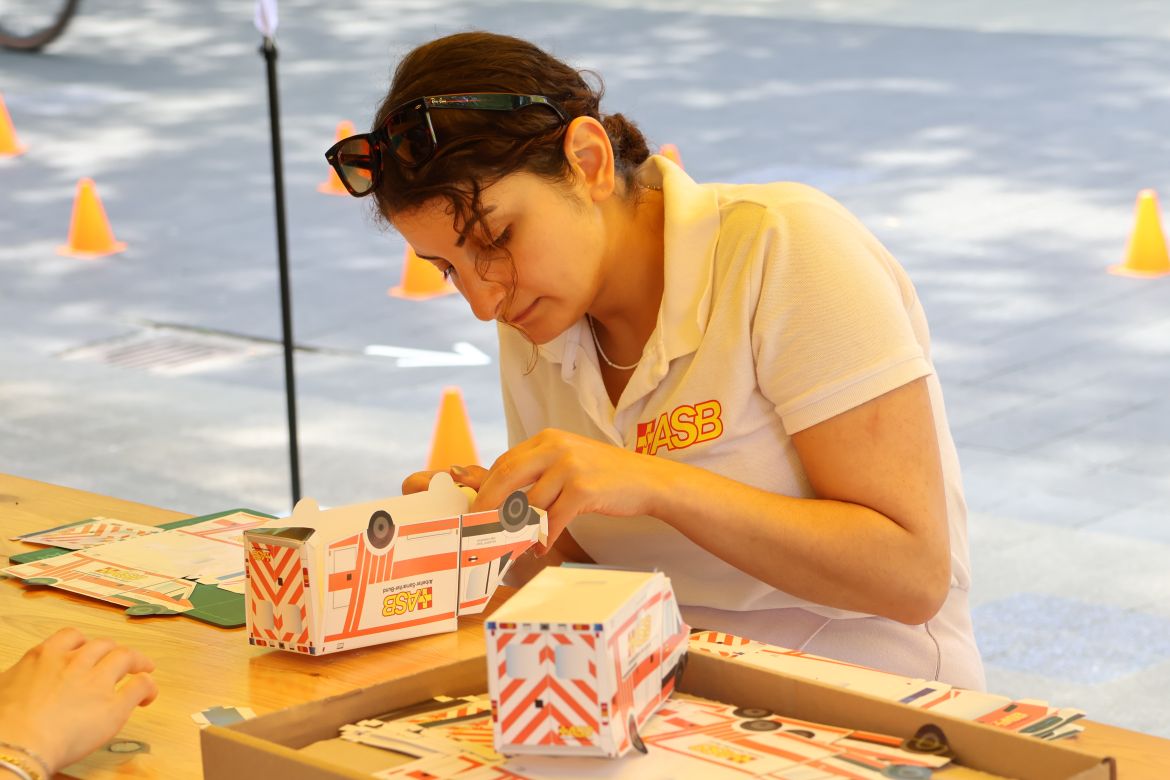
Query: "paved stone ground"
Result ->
[[2, 0, 1168, 737]]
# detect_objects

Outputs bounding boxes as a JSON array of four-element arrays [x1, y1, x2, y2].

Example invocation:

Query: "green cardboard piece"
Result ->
[[7, 508, 274, 629]]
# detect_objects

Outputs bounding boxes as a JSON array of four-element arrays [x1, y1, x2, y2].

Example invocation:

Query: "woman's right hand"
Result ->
[[401, 464, 489, 495]]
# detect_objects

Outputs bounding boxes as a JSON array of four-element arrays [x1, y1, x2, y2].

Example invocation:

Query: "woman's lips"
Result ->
[[510, 298, 539, 325]]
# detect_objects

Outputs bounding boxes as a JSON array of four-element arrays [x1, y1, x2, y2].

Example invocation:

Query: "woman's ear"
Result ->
[[562, 116, 616, 203]]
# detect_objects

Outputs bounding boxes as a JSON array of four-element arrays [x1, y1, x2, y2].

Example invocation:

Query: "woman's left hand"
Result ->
[[471, 429, 665, 553]]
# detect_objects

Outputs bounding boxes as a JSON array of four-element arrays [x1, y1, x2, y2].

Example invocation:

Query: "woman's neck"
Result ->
[[589, 184, 666, 347]]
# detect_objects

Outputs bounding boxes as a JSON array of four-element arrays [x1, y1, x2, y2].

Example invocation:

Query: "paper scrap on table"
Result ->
[[191, 705, 257, 728]]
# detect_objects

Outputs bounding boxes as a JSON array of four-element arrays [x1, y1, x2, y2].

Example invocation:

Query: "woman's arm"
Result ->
[[473, 377, 951, 625]]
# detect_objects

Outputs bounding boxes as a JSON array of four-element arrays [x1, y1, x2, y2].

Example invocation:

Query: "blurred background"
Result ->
[[2, 0, 1168, 737]]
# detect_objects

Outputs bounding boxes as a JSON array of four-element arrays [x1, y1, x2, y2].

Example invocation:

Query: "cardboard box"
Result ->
[[202, 649, 1115, 780], [243, 474, 546, 655], [485, 566, 690, 758]]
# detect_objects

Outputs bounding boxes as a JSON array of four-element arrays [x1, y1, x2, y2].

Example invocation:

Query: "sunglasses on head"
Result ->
[[323, 92, 570, 198]]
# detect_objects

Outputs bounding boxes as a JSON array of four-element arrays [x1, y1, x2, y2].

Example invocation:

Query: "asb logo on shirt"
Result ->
[[635, 400, 723, 456]]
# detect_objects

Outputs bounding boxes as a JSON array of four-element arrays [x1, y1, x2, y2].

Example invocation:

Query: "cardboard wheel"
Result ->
[[366, 510, 395, 549], [125, 604, 177, 617], [499, 491, 531, 533], [733, 706, 773, 719], [628, 714, 647, 754], [740, 719, 780, 732]]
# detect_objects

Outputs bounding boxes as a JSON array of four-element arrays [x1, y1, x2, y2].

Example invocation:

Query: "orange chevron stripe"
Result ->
[[548, 677, 599, 731], [501, 677, 548, 734]]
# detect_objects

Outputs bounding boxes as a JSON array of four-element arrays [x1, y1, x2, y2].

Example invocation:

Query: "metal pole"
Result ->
[[259, 36, 302, 506]]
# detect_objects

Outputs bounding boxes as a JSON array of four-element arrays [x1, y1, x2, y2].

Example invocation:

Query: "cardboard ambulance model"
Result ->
[[244, 473, 547, 655], [485, 565, 690, 758]]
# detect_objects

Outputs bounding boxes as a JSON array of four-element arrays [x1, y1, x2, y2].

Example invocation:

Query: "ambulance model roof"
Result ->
[[491, 565, 659, 625]]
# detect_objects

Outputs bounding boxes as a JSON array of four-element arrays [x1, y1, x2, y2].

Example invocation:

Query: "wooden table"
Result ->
[[2, 473, 1168, 779]]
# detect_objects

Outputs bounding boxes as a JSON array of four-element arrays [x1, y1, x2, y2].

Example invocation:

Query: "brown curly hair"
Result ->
[[370, 31, 651, 250]]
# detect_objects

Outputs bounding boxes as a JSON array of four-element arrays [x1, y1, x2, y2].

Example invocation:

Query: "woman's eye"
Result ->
[[492, 226, 512, 247], [440, 264, 455, 281]]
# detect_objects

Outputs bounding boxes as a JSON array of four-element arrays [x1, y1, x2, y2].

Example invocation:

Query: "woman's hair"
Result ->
[[370, 31, 650, 242]]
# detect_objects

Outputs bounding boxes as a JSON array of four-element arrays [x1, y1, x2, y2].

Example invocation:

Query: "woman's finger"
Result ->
[[36, 627, 88, 656], [448, 464, 489, 490], [115, 672, 160, 714], [524, 472, 571, 556], [401, 470, 441, 494], [473, 447, 552, 511], [69, 638, 118, 670], [93, 646, 155, 688]]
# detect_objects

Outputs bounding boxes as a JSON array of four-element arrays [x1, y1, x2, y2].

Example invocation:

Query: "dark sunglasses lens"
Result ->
[[387, 110, 435, 167], [336, 136, 375, 195]]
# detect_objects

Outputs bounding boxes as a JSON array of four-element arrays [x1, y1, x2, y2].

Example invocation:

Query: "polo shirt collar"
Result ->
[[641, 154, 719, 367], [537, 155, 719, 383]]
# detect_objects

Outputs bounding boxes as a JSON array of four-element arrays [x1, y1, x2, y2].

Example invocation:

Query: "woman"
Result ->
[[326, 31, 984, 688]]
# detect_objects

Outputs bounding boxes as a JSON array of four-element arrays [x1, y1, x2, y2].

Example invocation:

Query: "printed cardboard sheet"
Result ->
[[15, 517, 163, 549], [5, 509, 274, 625], [688, 634, 1086, 741], [343, 692, 954, 780]]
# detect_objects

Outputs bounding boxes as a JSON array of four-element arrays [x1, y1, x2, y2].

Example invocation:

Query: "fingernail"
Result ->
[[450, 465, 469, 477]]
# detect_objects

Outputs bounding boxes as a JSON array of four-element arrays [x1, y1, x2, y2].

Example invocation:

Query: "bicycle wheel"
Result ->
[[0, 0, 80, 52]]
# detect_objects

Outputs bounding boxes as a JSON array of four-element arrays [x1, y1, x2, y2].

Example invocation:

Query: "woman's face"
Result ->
[[391, 171, 606, 345]]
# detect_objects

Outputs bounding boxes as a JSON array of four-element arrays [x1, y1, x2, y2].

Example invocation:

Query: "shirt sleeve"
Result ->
[[751, 188, 933, 434]]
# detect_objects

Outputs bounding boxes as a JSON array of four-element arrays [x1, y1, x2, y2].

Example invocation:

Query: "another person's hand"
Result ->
[[472, 429, 664, 553], [0, 628, 158, 776]]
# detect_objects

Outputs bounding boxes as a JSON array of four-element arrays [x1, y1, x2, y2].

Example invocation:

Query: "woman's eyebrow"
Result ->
[[455, 204, 500, 247]]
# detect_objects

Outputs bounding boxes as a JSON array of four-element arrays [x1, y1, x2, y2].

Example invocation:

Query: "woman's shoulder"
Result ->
[[710, 180, 859, 227], [705, 180, 878, 259]]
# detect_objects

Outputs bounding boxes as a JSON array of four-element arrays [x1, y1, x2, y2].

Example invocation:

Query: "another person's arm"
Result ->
[[0, 628, 158, 780]]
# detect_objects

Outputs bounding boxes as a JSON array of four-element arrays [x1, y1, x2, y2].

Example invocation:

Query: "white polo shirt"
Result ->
[[497, 156, 985, 689]]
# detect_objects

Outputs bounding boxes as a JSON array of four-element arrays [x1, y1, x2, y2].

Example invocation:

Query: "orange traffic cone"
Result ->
[[660, 143, 684, 170], [389, 244, 457, 300], [1110, 189, 1170, 278], [0, 94, 26, 157], [427, 387, 480, 472], [58, 178, 127, 259], [318, 120, 356, 195]]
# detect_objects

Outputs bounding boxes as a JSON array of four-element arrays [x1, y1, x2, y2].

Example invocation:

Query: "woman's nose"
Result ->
[[461, 274, 507, 322]]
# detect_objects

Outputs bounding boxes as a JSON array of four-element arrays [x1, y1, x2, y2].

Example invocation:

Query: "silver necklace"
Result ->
[[585, 182, 658, 372], [587, 315, 640, 371]]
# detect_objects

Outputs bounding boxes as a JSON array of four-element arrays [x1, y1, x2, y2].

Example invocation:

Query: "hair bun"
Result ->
[[601, 112, 650, 169]]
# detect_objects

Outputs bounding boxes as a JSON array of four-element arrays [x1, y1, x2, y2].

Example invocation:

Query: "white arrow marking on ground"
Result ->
[[363, 341, 491, 367]]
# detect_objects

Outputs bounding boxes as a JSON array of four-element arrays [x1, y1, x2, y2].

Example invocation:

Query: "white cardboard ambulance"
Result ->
[[244, 473, 547, 655], [485, 565, 689, 757]]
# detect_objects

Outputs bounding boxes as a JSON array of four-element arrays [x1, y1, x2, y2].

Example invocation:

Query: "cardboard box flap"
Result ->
[[207, 656, 487, 747], [684, 651, 1114, 780], [201, 729, 370, 780], [491, 566, 659, 625], [204, 652, 1114, 780], [246, 526, 316, 543]]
